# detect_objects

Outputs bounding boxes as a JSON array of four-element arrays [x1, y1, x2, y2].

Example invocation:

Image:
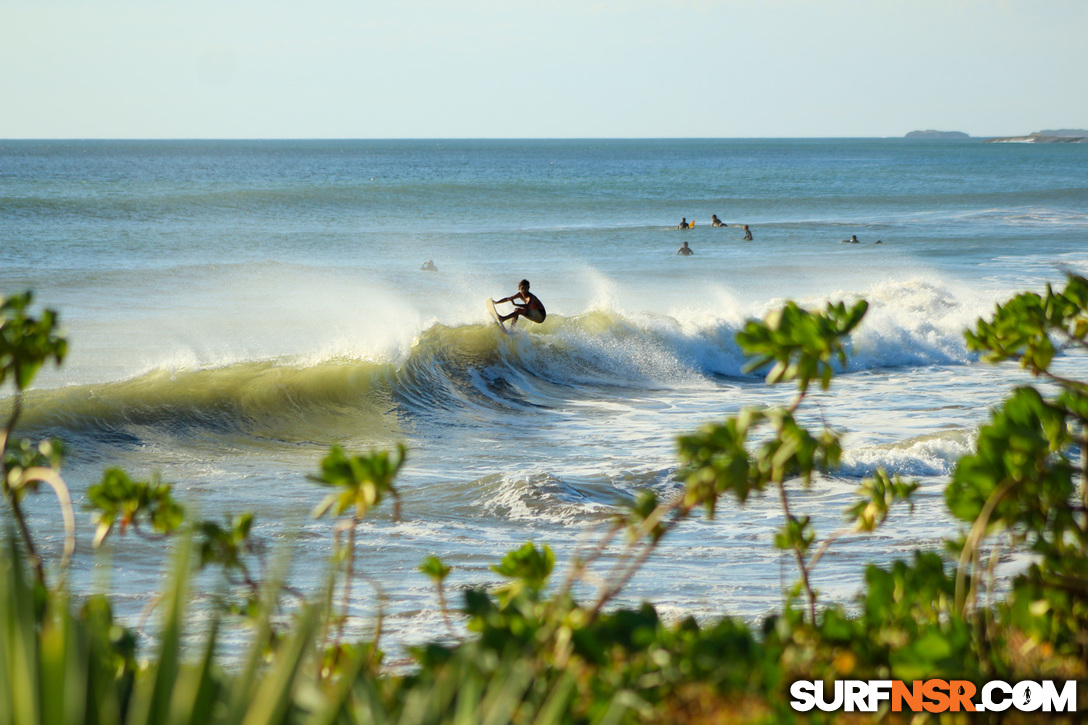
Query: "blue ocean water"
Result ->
[[2, 138, 1087, 657]]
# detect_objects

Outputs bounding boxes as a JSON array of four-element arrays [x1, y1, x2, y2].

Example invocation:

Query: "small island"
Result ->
[[985, 129, 1088, 143], [905, 130, 970, 139]]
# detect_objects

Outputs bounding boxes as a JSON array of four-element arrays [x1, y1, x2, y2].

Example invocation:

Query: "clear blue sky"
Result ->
[[3, 0, 1086, 139]]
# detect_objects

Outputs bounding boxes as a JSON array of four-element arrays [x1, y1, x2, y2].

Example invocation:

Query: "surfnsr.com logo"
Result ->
[[789, 679, 1078, 714]]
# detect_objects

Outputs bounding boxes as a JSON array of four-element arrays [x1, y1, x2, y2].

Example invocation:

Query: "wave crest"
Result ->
[[12, 278, 986, 445]]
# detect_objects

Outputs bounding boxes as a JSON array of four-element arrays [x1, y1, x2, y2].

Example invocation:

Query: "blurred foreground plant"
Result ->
[[0, 292, 71, 586], [310, 443, 405, 666], [588, 299, 918, 628], [951, 274, 1088, 658]]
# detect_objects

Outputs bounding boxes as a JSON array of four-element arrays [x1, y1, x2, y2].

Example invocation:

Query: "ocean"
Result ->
[[2, 138, 1087, 658]]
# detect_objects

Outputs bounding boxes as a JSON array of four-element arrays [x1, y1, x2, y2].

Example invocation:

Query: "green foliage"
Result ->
[[760, 409, 842, 486], [946, 386, 1074, 527], [678, 413, 758, 512], [0, 291, 67, 392], [679, 301, 862, 505], [309, 444, 407, 657], [197, 512, 273, 615], [420, 555, 456, 636], [490, 541, 555, 604], [846, 469, 919, 533], [678, 409, 844, 514], [619, 489, 668, 542], [0, 292, 72, 586], [965, 274, 1088, 375], [0, 531, 361, 725], [862, 552, 956, 629], [858, 553, 975, 681], [2, 438, 64, 502], [2, 436, 64, 474], [84, 467, 273, 616], [774, 515, 815, 555], [198, 512, 256, 572], [949, 274, 1088, 651], [419, 554, 451, 584], [737, 299, 867, 391], [86, 468, 186, 548], [1005, 562, 1088, 657], [311, 444, 406, 522], [678, 299, 874, 625]]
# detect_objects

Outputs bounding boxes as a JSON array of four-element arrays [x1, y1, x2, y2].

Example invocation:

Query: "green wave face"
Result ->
[[8, 288, 978, 452]]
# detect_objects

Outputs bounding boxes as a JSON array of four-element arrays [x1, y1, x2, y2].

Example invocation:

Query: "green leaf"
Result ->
[[86, 468, 185, 547], [0, 291, 67, 392], [420, 555, 452, 583], [737, 299, 867, 393], [945, 387, 1075, 530], [774, 516, 814, 554], [846, 469, 919, 533], [309, 444, 406, 522]]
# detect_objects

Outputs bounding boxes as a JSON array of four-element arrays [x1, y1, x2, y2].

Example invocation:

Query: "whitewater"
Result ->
[[2, 138, 1087, 659]]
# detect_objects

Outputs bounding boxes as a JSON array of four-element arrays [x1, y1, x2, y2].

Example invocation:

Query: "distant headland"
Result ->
[[984, 129, 1088, 144], [905, 130, 970, 139]]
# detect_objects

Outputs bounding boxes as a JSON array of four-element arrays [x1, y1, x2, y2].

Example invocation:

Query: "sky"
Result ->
[[2, 0, 1086, 139]]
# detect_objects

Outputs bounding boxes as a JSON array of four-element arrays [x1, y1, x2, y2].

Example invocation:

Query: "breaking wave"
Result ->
[[9, 277, 990, 450]]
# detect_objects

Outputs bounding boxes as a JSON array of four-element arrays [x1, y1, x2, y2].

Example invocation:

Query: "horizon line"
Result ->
[[1, 135, 998, 142]]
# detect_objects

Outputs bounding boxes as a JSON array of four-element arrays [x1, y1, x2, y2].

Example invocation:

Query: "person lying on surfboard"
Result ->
[[494, 279, 547, 326]]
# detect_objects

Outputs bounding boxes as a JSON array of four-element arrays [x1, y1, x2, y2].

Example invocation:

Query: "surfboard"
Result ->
[[486, 298, 508, 335]]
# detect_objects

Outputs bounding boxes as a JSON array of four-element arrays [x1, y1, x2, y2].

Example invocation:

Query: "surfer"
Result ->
[[742, 225, 753, 241], [840, 235, 860, 244], [495, 279, 547, 326], [677, 218, 691, 229], [420, 259, 438, 271], [711, 214, 726, 227], [677, 241, 694, 255]]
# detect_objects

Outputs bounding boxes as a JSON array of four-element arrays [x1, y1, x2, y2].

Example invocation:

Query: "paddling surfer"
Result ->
[[495, 279, 547, 326]]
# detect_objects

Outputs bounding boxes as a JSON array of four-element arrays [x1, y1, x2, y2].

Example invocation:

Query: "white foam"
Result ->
[[844, 278, 984, 369], [475, 471, 617, 524], [841, 432, 974, 479]]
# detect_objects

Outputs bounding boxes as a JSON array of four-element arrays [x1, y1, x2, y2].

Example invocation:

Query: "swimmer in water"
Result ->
[[677, 241, 694, 255], [677, 218, 691, 229], [742, 225, 753, 241], [420, 259, 438, 271], [711, 214, 726, 227]]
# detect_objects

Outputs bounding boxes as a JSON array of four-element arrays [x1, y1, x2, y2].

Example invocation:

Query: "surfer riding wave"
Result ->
[[494, 279, 546, 326]]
